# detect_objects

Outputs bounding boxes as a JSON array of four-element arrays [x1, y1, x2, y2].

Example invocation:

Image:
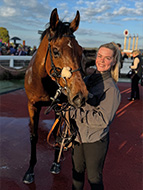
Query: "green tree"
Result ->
[[0, 27, 10, 43]]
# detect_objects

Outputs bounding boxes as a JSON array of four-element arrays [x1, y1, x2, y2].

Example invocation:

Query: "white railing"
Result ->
[[0, 55, 32, 68]]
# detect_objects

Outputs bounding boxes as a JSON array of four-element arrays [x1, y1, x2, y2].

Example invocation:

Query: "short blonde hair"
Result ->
[[132, 50, 140, 56]]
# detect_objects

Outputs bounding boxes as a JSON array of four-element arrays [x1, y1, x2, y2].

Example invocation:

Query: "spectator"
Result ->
[[117, 43, 123, 78], [15, 46, 26, 56], [9, 45, 16, 55], [1, 46, 7, 55], [128, 50, 143, 101], [30, 45, 37, 55], [25, 46, 31, 55]]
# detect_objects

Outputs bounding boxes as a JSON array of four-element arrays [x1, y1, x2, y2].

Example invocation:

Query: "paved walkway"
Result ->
[[0, 82, 142, 190]]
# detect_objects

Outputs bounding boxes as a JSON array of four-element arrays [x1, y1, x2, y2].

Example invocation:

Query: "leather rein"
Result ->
[[43, 35, 82, 156]]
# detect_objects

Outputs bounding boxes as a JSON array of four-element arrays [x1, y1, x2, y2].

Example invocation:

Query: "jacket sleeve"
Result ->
[[74, 87, 121, 129]]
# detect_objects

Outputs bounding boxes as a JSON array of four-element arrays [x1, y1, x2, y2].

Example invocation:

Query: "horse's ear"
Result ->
[[50, 8, 59, 31], [70, 11, 80, 33]]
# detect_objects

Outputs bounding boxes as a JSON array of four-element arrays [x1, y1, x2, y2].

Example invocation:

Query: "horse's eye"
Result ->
[[53, 48, 60, 58]]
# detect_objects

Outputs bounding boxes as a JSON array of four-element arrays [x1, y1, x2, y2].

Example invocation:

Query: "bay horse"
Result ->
[[23, 8, 88, 184]]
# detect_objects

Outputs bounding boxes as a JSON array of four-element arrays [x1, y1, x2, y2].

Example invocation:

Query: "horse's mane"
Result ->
[[40, 21, 74, 42]]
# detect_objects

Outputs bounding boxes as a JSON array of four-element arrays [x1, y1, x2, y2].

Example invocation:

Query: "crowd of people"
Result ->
[[0, 43, 37, 56]]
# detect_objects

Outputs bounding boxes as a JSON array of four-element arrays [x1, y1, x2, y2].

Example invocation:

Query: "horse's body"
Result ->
[[23, 8, 88, 184]]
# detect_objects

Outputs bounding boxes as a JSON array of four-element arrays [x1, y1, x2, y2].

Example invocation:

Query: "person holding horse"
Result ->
[[70, 42, 121, 190]]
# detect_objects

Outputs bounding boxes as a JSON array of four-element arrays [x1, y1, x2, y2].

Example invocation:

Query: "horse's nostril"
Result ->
[[73, 94, 79, 102]]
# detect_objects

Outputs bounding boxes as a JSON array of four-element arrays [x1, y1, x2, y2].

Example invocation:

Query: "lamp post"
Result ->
[[132, 35, 135, 50], [123, 29, 129, 50], [128, 35, 131, 50], [135, 35, 138, 50]]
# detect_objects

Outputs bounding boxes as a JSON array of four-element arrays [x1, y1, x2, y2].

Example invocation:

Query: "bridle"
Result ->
[[44, 35, 80, 86], [44, 34, 81, 114]]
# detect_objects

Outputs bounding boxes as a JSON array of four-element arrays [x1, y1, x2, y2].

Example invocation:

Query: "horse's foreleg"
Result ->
[[23, 102, 41, 184]]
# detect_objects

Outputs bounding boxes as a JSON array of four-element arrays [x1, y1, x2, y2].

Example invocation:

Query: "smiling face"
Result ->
[[96, 47, 115, 72]]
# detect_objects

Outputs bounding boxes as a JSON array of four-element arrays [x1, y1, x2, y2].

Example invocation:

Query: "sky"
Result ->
[[0, 0, 143, 50]]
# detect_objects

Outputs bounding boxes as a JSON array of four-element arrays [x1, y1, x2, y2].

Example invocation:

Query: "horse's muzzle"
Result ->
[[72, 92, 86, 108]]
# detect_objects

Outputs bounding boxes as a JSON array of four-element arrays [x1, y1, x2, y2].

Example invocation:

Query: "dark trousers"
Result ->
[[72, 134, 109, 190], [131, 74, 140, 99]]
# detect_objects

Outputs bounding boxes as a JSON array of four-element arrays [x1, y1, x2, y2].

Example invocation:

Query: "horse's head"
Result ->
[[43, 8, 88, 107]]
